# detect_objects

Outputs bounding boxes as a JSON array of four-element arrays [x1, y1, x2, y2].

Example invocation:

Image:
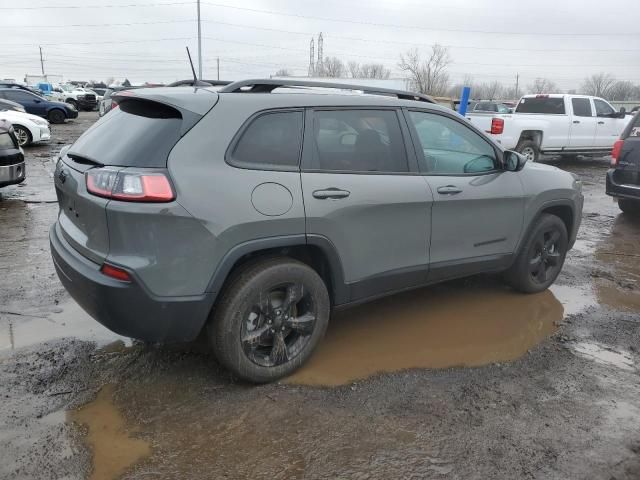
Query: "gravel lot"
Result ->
[[1, 111, 639, 480]]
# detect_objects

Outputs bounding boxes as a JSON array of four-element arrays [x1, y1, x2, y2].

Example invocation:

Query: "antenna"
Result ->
[[185, 46, 210, 87]]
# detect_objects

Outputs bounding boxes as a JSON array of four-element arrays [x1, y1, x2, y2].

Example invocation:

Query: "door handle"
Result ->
[[436, 185, 463, 195], [573, 120, 580, 124], [598, 121, 605, 125], [312, 188, 350, 199]]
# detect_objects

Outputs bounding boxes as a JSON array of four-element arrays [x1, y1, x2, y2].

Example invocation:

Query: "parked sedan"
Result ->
[[0, 88, 78, 124], [0, 110, 51, 147], [0, 120, 25, 188]]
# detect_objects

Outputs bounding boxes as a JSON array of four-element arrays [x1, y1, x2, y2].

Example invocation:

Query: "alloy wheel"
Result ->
[[529, 228, 563, 284], [241, 283, 317, 367], [13, 127, 29, 146]]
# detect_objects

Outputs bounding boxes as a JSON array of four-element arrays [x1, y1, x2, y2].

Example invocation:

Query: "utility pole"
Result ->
[[217, 57, 219, 80], [197, 0, 202, 79], [515, 73, 519, 100], [39, 46, 45, 75]]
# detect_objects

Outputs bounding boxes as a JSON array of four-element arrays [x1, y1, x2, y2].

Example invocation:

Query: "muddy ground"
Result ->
[[1, 112, 639, 480]]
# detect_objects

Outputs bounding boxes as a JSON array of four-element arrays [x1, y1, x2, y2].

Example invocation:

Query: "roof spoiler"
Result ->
[[218, 79, 435, 103]]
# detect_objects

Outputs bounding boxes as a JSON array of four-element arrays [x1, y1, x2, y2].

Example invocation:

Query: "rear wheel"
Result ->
[[209, 257, 330, 383], [618, 198, 640, 214], [505, 214, 568, 293], [12, 125, 31, 147], [516, 140, 540, 163], [48, 109, 66, 124]]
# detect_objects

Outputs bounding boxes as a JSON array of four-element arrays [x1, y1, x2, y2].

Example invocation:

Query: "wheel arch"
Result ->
[[10, 123, 33, 145], [514, 200, 576, 262], [517, 130, 543, 147], [207, 235, 348, 307]]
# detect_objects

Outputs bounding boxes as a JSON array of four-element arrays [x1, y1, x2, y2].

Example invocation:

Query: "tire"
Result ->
[[12, 125, 32, 147], [48, 109, 66, 124], [505, 213, 568, 293], [66, 99, 78, 110], [209, 257, 330, 383], [618, 198, 640, 214], [516, 140, 540, 163]]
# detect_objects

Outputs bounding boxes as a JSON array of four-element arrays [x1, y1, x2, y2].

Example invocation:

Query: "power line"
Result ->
[[201, 2, 640, 37], [0, 19, 194, 28], [0, 1, 194, 9]]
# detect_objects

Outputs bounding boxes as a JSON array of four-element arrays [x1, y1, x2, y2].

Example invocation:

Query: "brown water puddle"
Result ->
[[594, 215, 640, 312], [287, 285, 563, 386], [67, 385, 151, 480]]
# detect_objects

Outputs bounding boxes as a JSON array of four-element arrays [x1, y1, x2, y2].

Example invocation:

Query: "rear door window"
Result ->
[[229, 110, 303, 170], [3, 90, 40, 103], [0, 132, 16, 149], [309, 109, 408, 173], [516, 97, 566, 114], [571, 98, 592, 117]]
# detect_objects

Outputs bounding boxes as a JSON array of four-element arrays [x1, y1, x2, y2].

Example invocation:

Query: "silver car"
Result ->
[[50, 79, 583, 383]]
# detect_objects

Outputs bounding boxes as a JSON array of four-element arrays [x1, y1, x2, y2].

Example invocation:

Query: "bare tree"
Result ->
[[105, 77, 115, 86], [274, 69, 292, 77], [581, 73, 616, 98], [398, 44, 451, 96], [528, 78, 557, 94], [347, 61, 361, 78], [318, 57, 345, 78], [608, 80, 636, 101], [359, 63, 391, 79]]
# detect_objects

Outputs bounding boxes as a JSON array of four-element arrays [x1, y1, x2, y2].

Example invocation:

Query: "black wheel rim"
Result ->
[[241, 282, 316, 367], [529, 228, 563, 285]]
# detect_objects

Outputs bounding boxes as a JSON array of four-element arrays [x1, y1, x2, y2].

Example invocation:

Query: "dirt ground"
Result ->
[[1, 112, 639, 480]]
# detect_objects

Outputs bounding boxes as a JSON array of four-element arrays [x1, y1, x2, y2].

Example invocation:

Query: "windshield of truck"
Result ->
[[516, 97, 566, 114]]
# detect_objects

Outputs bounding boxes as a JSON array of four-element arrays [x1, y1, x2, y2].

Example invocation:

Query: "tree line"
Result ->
[[274, 45, 640, 100]]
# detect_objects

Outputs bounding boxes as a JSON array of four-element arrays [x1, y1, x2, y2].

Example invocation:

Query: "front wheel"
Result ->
[[505, 214, 568, 293], [209, 258, 330, 383], [12, 125, 31, 147], [516, 140, 540, 163], [48, 109, 66, 124]]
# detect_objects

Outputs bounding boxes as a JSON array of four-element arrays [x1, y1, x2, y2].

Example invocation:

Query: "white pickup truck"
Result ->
[[466, 94, 632, 162]]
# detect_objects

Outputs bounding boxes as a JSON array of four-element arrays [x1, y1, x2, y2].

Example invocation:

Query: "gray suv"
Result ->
[[50, 79, 583, 383]]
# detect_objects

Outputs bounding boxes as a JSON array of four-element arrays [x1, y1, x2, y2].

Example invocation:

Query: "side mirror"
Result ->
[[619, 107, 627, 118], [34, 99, 41, 103], [503, 150, 527, 172]]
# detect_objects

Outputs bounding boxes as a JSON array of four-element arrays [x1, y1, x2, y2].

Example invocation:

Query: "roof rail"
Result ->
[[218, 79, 435, 103]]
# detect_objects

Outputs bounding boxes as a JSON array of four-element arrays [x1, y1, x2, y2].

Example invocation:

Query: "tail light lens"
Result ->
[[86, 168, 174, 202], [611, 139, 624, 166], [111, 100, 118, 109], [490, 118, 504, 135]]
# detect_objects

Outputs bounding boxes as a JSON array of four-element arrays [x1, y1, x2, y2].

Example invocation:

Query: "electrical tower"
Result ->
[[309, 37, 315, 76], [317, 32, 324, 75]]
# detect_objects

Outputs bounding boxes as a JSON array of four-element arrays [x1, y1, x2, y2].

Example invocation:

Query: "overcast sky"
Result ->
[[1, 0, 639, 91]]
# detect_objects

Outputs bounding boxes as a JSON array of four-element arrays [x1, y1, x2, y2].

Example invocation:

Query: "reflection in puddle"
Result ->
[[570, 342, 636, 371], [287, 285, 563, 386], [68, 385, 151, 480], [594, 215, 640, 312], [0, 300, 124, 351]]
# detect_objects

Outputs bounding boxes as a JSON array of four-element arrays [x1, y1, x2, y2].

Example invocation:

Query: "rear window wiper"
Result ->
[[66, 152, 103, 167]]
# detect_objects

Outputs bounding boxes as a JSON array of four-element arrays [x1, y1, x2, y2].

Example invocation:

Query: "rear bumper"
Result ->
[[606, 168, 640, 200], [49, 222, 214, 342], [0, 162, 26, 187]]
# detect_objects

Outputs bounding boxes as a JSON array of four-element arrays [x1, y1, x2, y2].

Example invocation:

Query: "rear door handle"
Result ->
[[598, 121, 605, 125], [573, 120, 580, 124], [312, 188, 350, 199], [436, 185, 463, 195]]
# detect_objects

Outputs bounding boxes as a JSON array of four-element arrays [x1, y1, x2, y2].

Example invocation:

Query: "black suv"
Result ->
[[607, 111, 640, 213]]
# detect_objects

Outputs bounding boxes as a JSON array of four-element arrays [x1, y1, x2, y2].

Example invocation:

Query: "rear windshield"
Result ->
[[68, 100, 183, 167], [516, 97, 566, 114], [624, 112, 640, 138]]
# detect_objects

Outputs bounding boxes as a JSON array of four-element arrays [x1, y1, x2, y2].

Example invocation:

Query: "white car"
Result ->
[[0, 110, 51, 147]]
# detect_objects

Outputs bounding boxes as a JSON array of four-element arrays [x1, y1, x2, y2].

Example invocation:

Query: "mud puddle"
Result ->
[[287, 284, 564, 386], [594, 215, 640, 312], [68, 385, 151, 480], [0, 300, 123, 351]]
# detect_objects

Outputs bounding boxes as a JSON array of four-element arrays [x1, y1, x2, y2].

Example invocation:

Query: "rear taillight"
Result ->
[[101, 263, 131, 282], [86, 168, 174, 202], [490, 118, 504, 135], [611, 139, 624, 166], [111, 101, 118, 109]]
